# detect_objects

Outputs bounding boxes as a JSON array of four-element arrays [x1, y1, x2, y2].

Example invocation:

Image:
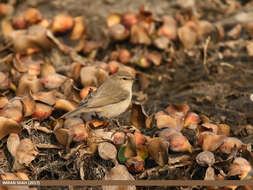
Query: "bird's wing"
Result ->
[[79, 81, 129, 108]]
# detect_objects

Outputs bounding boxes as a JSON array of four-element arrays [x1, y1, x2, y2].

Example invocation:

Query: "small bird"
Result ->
[[61, 70, 135, 119]]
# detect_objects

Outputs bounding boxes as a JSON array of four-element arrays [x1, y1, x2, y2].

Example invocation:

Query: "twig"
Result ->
[[202, 36, 211, 76]]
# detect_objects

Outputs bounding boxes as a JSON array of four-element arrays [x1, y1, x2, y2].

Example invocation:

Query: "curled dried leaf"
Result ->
[[159, 128, 192, 153], [153, 36, 170, 50], [200, 132, 226, 152], [54, 98, 77, 112], [118, 49, 131, 64], [7, 133, 20, 157], [130, 24, 151, 45], [169, 132, 192, 153], [1, 172, 29, 180], [155, 111, 183, 130], [70, 16, 86, 40], [0, 3, 11, 17], [64, 117, 88, 142], [184, 112, 200, 129], [196, 151, 215, 167], [23, 8, 42, 24], [245, 22, 253, 38], [38, 18, 51, 28], [199, 123, 218, 134], [0, 96, 8, 109], [246, 41, 253, 57], [228, 157, 251, 179], [98, 142, 117, 161], [51, 14, 74, 34], [165, 104, 190, 116], [0, 117, 21, 140], [178, 24, 197, 49], [109, 24, 129, 41], [22, 94, 35, 117], [14, 138, 38, 170], [196, 20, 214, 40], [0, 72, 10, 90], [41, 73, 67, 89], [80, 87, 97, 100], [147, 137, 169, 166], [9, 26, 51, 54], [40, 62, 56, 77], [147, 51, 162, 66], [217, 124, 230, 136], [103, 164, 136, 190], [126, 156, 145, 173], [227, 24, 242, 40], [204, 166, 215, 180], [32, 91, 56, 106], [157, 16, 177, 40], [122, 13, 137, 29], [32, 102, 52, 120], [17, 74, 41, 96], [107, 13, 121, 27], [12, 14, 27, 29], [130, 103, 148, 129], [54, 128, 69, 146], [219, 137, 243, 154], [113, 132, 126, 146], [0, 99, 23, 122]]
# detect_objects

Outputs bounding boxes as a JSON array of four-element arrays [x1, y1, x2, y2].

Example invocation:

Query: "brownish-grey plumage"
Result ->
[[61, 70, 134, 118]]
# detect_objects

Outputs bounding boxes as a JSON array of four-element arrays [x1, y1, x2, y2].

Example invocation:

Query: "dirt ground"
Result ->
[[1, 0, 253, 190]]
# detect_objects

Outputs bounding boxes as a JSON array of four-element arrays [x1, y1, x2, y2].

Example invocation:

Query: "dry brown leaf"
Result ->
[[32, 102, 52, 120], [7, 133, 20, 157], [228, 157, 251, 179], [130, 102, 148, 129], [22, 94, 36, 117], [204, 166, 215, 180], [201, 133, 226, 152], [17, 73, 41, 96], [70, 16, 86, 40], [14, 138, 38, 170], [196, 151, 215, 167], [0, 98, 23, 122], [0, 117, 22, 140], [246, 41, 253, 57], [40, 73, 67, 89], [98, 142, 117, 161], [103, 164, 136, 190], [32, 91, 56, 106], [125, 156, 145, 173], [51, 14, 74, 34], [54, 128, 69, 146], [54, 98, 77, 112], [219, 137, 243, 154], [217, 124, 230, 136], [130, 24, 151, 45], [146, 137, 169, 166]]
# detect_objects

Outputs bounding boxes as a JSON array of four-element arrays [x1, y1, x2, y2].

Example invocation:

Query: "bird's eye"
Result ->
[[122, 77, 127, 80]]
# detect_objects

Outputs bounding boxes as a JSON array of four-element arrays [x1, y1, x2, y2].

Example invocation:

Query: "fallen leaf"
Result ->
[[130, 102, 148, 129], [103, 164, 136, 190], [146, 137, 169, 166], [0, 117, 22, 140], [98, 142, 117, 161]]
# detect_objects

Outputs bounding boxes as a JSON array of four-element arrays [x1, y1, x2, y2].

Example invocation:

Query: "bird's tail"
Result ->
[[60, 106, 88, 118]]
